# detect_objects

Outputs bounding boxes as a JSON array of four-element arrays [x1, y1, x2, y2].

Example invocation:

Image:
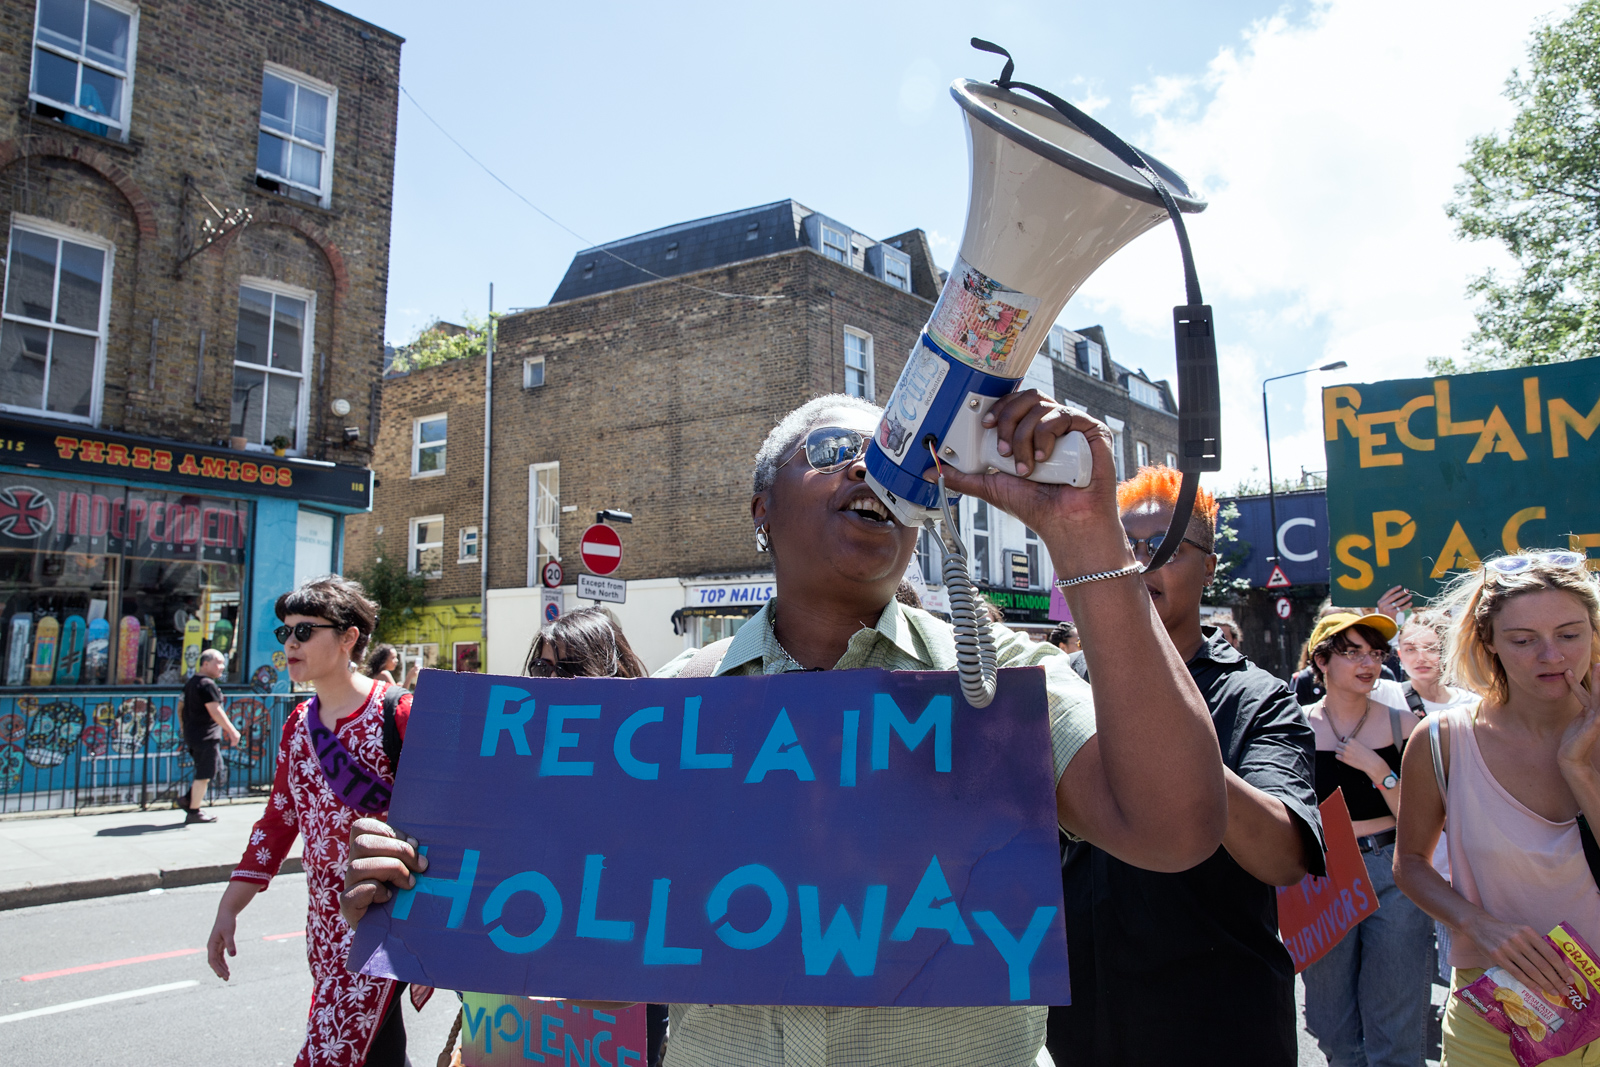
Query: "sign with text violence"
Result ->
[[349, 668, 1070, 1007], [1324, 357, 1600, 599]]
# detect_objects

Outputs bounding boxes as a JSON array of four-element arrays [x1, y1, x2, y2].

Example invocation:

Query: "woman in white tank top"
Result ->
[[1395, 550, 1600, 1066]]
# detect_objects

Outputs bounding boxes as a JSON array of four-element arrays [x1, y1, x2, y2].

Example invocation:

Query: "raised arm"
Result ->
[[941, 395, 1226, 872]]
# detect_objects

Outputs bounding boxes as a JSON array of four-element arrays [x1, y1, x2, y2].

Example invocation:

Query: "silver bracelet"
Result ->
[[1054, 562, 1145, 589]]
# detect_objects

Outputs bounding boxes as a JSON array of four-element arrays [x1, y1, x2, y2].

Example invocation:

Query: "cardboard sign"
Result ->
[[1276, 789, 1379, 972], [459, 996, 645, 1067], [350, 667, 1070, 1007]]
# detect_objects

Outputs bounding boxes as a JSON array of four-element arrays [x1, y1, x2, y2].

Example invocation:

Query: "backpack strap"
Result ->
[[677, 637, 735, 679], [1578, 815, 1600, 892], [1403, 681, 1428, 718], [382, 684, 408, 772], [1390, 705, 1407, 755], [1428, 712, 1447, 809]]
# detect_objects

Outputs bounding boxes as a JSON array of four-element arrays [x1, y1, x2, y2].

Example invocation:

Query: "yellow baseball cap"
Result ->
[[1307, 611, 1398, 653]]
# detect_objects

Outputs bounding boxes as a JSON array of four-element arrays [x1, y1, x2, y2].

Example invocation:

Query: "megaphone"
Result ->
[[864, 77, 1207, 528], [868, 42, 1220, 708]]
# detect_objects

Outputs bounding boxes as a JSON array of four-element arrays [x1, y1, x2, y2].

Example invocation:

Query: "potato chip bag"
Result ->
[[1456, 924, 1600, 1067]]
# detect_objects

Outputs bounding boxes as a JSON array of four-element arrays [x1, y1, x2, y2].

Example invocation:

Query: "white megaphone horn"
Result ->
[[866, 39, 1222, 707]]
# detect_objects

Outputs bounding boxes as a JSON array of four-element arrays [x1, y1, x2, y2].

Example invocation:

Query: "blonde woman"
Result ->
[[1394, 550, 1600, 1066]]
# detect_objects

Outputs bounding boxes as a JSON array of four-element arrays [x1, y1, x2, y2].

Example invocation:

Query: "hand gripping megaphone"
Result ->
[[868, 41, 1222, 707]]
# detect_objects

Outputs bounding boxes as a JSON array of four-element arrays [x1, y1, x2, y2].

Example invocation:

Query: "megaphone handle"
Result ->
[[979, 427, 1092, 487]]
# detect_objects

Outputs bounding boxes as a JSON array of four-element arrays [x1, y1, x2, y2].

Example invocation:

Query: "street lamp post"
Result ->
[[1261, 361, 1347, 676]]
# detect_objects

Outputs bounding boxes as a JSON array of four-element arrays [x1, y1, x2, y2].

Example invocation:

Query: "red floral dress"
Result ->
[[232, 681, 411, 1067]]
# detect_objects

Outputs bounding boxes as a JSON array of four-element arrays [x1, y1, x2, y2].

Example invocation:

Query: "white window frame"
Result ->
[[1025, 526, 1040, 587], [527, 461, 560, 587], [1105, 415, 1126, 481], [843, 327, 874, 401], [1136, 440, 1150, 469], [408, 514, 444, 579], [884, 255, 911, 292], [969, 497, 992, 585], [256, 63, 338, 208], [29, 0, 139, 141], [916, 526, 940, 585], [1166, 451, 1179, 469], [821, 225, 850, 264], [231, 276, 313, 455], [412, 412, 447, 478], [458, 525, 479, 564], [1, 215, 114, 424], [524, 355, 545, 389], [1129, 376, 1165, 410]]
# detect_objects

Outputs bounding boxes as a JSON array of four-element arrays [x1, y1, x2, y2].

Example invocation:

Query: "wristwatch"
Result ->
[[1380, 772, 1400, 791]]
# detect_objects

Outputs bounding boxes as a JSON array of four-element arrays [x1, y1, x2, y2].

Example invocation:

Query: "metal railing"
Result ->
[[0, 689, 297, 814]]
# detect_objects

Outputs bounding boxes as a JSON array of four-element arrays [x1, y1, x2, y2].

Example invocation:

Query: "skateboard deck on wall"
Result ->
[[29, 615, 59, 686], [210, 618, 233, 658], [5, 615, 31, 686], [55, 615, 86, 685], [182, 619, 203, 676], [85, 617, 110, 684], [116, 616, 141, 684]]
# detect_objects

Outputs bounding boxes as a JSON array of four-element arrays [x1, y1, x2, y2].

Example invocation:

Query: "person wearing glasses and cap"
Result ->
[[1395, 551, 1600, 1065], [205, 576, 423, 1067], [341, 391, 1228, 1067], [1300, 608, 1435, 1067]]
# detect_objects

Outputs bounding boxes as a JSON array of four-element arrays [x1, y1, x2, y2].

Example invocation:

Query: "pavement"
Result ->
[[0, 800, 301, 911]]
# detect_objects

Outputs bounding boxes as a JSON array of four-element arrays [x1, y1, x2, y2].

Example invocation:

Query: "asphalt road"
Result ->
[[0, 875, 460, 1066]]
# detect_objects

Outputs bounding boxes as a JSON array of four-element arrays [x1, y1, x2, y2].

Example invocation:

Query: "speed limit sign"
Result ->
[[1275, 597, 1292, 619], [541, 559, 564, 589]]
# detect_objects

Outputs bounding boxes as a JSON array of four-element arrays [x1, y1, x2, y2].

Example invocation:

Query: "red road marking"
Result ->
[[263, 930, 305, 941], [21, 948, 201, 982]]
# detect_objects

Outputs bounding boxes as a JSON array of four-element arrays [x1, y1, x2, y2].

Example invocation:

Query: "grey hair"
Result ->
[[200, 648, 227, 668], [752, 394, 883, 495]]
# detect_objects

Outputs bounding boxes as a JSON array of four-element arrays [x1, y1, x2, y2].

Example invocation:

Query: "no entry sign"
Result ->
[[579, 524, 622, 576]]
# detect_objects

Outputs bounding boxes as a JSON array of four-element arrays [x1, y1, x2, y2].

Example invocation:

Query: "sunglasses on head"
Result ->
[[782, 426, 872, 476], [274, 622, 342, 644], [1484, 551, 1589, 575]]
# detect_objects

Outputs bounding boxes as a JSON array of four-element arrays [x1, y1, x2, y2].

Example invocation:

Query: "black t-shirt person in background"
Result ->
[[1048, 469, 1325, 1067], [180, 649, 238, 823]]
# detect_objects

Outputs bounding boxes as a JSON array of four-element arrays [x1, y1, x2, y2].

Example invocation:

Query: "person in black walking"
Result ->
[[180, 648, 239, 823]]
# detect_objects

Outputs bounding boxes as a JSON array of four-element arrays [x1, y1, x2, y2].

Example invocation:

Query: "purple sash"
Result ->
[[304, 695, 393, 814]]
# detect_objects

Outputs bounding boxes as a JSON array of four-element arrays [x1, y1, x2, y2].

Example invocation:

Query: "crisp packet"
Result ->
[[1456, 923, 1600, 1067]]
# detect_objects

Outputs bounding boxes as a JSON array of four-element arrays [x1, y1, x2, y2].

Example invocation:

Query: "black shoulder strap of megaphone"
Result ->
[[972, 39, 1221, 573]]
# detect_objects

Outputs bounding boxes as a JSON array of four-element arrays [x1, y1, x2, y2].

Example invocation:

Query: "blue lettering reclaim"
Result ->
[[348, 667, 1068, 1007]]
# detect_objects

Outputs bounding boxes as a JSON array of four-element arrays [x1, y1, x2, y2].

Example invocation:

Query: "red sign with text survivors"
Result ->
[[1277, 789, 1380, 972]]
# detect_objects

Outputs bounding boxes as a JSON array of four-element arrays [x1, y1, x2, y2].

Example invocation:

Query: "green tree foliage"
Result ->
[[1442, 2, 1600, 372], [1203, 500, 1253, 606], [389, 313, 498, 374], [347, 542, 430, 645]]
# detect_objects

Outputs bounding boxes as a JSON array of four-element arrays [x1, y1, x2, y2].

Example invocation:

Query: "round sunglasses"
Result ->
[[1125, 531, 1214, 558], [781, 426, 872, 476], [274, 622, 343, 644]]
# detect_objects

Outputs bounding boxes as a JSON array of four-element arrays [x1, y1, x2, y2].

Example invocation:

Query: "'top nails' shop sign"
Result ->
[[349, 668, 1070, 1007]]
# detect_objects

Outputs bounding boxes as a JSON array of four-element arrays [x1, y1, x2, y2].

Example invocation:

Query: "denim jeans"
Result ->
[[1303, 842, 1435, 1067]]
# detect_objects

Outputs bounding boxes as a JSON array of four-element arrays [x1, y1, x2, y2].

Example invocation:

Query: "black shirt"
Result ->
[[1050, 628, 1326, 1067], [181, 674, 224, 744], [1315, 746, 1402, 821]]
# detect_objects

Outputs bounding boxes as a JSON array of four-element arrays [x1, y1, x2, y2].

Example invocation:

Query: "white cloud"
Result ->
[[1065, 0, 1564, 488]]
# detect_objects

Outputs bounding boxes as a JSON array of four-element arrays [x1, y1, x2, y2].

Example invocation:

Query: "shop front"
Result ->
[[672, 574, 775, 647], [0, 414, 372, 812], [977, 585, 1055, 635]]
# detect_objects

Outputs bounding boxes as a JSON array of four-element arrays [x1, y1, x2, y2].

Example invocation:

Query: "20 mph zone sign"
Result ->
[[579, 523, 622, 576]]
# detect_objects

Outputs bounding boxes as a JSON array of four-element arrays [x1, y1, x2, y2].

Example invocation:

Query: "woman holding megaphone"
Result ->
[[341, 391, 1228, 1067]]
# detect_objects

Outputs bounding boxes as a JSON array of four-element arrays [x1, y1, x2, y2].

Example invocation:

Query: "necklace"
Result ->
[[769, 605, 807, 673], [1325, 698, 1372, 744]]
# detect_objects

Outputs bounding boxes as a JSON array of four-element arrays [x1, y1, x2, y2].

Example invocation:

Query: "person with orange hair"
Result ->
[[1047, 465, 1324, 1067]]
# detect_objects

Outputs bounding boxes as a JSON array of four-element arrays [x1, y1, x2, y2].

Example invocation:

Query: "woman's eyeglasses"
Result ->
[[1125, 531, 1213, 558], [1333, 649, 1385, 665], [1484, 551, 1588, 575], [782, 426, 871, 476], [274, 622, 341, 644], [530, 658, 585, 678]]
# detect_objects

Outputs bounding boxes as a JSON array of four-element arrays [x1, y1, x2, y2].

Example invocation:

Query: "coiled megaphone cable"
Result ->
[[971, 38, 1222, 574], [927, 451, 998, 708]]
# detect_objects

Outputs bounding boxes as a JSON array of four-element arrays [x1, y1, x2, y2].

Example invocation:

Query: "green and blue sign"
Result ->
[[348, 667, 1070, 1006], [1324, 357, 1600, 599]]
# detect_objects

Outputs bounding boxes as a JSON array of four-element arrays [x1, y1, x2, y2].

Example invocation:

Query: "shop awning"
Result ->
[[670, 604, 761, 636]]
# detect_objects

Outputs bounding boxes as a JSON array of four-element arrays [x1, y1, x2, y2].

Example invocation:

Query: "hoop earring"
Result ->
[[755, 526, 771, 552]]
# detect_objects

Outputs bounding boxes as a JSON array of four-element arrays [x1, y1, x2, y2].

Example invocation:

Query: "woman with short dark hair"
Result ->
[[205, 575, 420, 1067]]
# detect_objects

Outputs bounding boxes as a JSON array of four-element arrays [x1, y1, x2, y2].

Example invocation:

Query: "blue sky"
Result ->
[[335, 0, 1563, 489]]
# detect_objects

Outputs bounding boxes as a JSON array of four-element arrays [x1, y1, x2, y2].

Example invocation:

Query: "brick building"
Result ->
[[343, 338, 487, 677], [414, 199, 1182, 671], [0, 0, 400, 792]]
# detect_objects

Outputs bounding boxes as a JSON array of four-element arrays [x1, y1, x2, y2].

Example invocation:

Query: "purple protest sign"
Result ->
[[348, 667, 1068, 1007]]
